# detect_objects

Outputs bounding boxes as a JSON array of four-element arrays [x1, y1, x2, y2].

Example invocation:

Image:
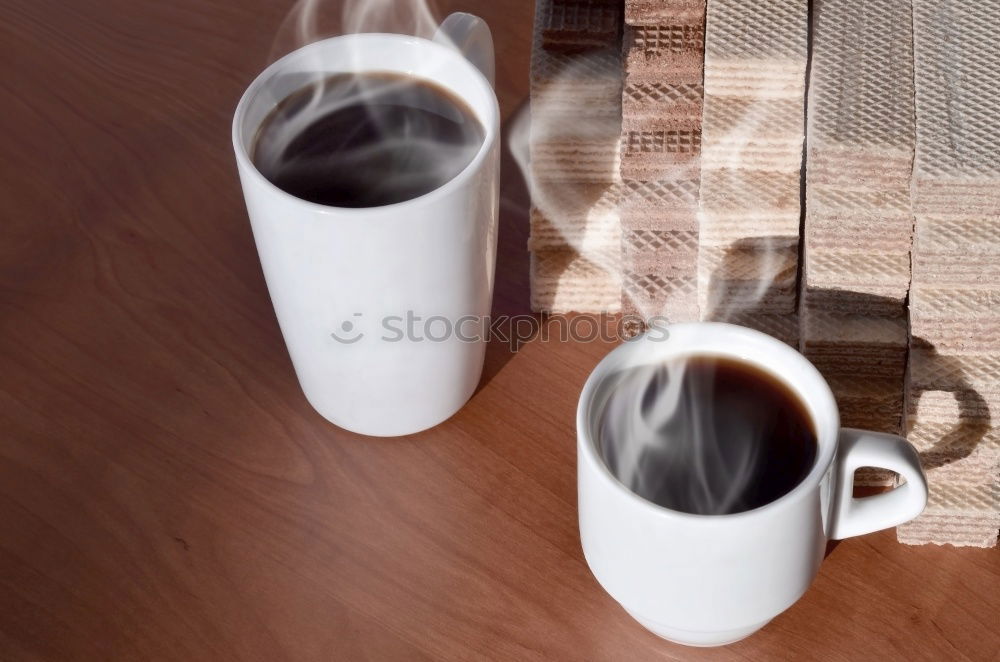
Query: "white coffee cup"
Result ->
[[577, 323, 928, 647], [232, 15, 499, 436]]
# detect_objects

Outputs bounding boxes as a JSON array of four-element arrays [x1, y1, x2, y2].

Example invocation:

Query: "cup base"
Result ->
[[304, 394, 467, 437], [624, 610, 770, 647], [296, 346, 484, 437]]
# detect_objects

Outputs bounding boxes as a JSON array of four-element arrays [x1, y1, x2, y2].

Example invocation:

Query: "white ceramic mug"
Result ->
[[232, 15, 499, 436], [577, 323, 928, 647]]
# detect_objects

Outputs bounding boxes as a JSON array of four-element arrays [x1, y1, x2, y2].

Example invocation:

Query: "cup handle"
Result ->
[[435, 12, 495, 89], [829, 428, 928, 539]]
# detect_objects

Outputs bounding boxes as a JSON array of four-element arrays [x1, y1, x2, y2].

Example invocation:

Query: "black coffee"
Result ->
[[251, 72, 484, 207], [598, 355, 817, 515]]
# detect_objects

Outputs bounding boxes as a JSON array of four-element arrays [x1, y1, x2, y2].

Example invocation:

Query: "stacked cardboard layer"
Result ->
[[897, 0, 1000, 547], [624, 0, 706, 25], [538, 0, 621, 51], [529, 0, 624, 313], [897, 459, 1000, 547], [801, 0, 916, 486], [696, 0, 808, 347], [618, 1, 706, 332]]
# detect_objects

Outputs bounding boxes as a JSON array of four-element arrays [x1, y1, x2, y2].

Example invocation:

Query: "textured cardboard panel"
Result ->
[[698, 0, 806, 327], [808, 0, 915, 151], [703, 0, 807, 60], [797, 0, 917, 484], [528, 0, 623, 312], [905, 1, 1000, 546], [802, 0, 916, 308], [621, 228, 699, 274], [906, 388, 997, 451], [528, 206, 621, 254], [619, 2, 705, 323], [538, 0, 622, 52], [621, 271, 699, 323], [625, 0, 707, 26], [530, 137, 623, 183], [897, 471, 1000, 548], [530, 248, 622, 313], [623, 81, 703, 122], [912, 1, 1000, 195]]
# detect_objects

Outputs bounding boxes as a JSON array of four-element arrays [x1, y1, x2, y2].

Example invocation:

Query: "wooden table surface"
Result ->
[[2, 0, 998, 660]]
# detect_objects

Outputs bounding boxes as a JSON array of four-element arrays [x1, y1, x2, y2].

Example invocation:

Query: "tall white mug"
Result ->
[[233, 16, 500, 436], [577, 323, 928, 647]]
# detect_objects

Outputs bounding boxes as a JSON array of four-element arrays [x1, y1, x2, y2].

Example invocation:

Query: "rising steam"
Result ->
[[254, 0, 485, 209], [269, 0, 443, 61], [598, 359, 767, 515], [505, 17, 802, 513]]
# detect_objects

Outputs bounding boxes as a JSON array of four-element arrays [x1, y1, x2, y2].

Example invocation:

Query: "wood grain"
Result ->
[[0, 0, 997, 660]]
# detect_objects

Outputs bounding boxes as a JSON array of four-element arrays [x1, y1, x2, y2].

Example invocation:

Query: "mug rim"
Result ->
[[577, 322, 840, 522], [231, 33, 500, 215]]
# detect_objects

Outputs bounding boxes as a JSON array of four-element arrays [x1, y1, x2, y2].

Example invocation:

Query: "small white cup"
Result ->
[[232, 16, 499, 436], [577, 323, 928, 647]]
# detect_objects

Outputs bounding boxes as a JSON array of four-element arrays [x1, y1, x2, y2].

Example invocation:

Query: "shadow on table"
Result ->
[[476, 99, 534, 390]]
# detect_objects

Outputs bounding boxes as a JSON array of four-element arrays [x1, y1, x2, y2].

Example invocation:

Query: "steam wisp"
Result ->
[[598, 358, 765, 515], [253, 0, 485, 208]]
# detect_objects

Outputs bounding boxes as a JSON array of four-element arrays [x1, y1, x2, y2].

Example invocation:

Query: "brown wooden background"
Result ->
[[1, 0, 998, 659]]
